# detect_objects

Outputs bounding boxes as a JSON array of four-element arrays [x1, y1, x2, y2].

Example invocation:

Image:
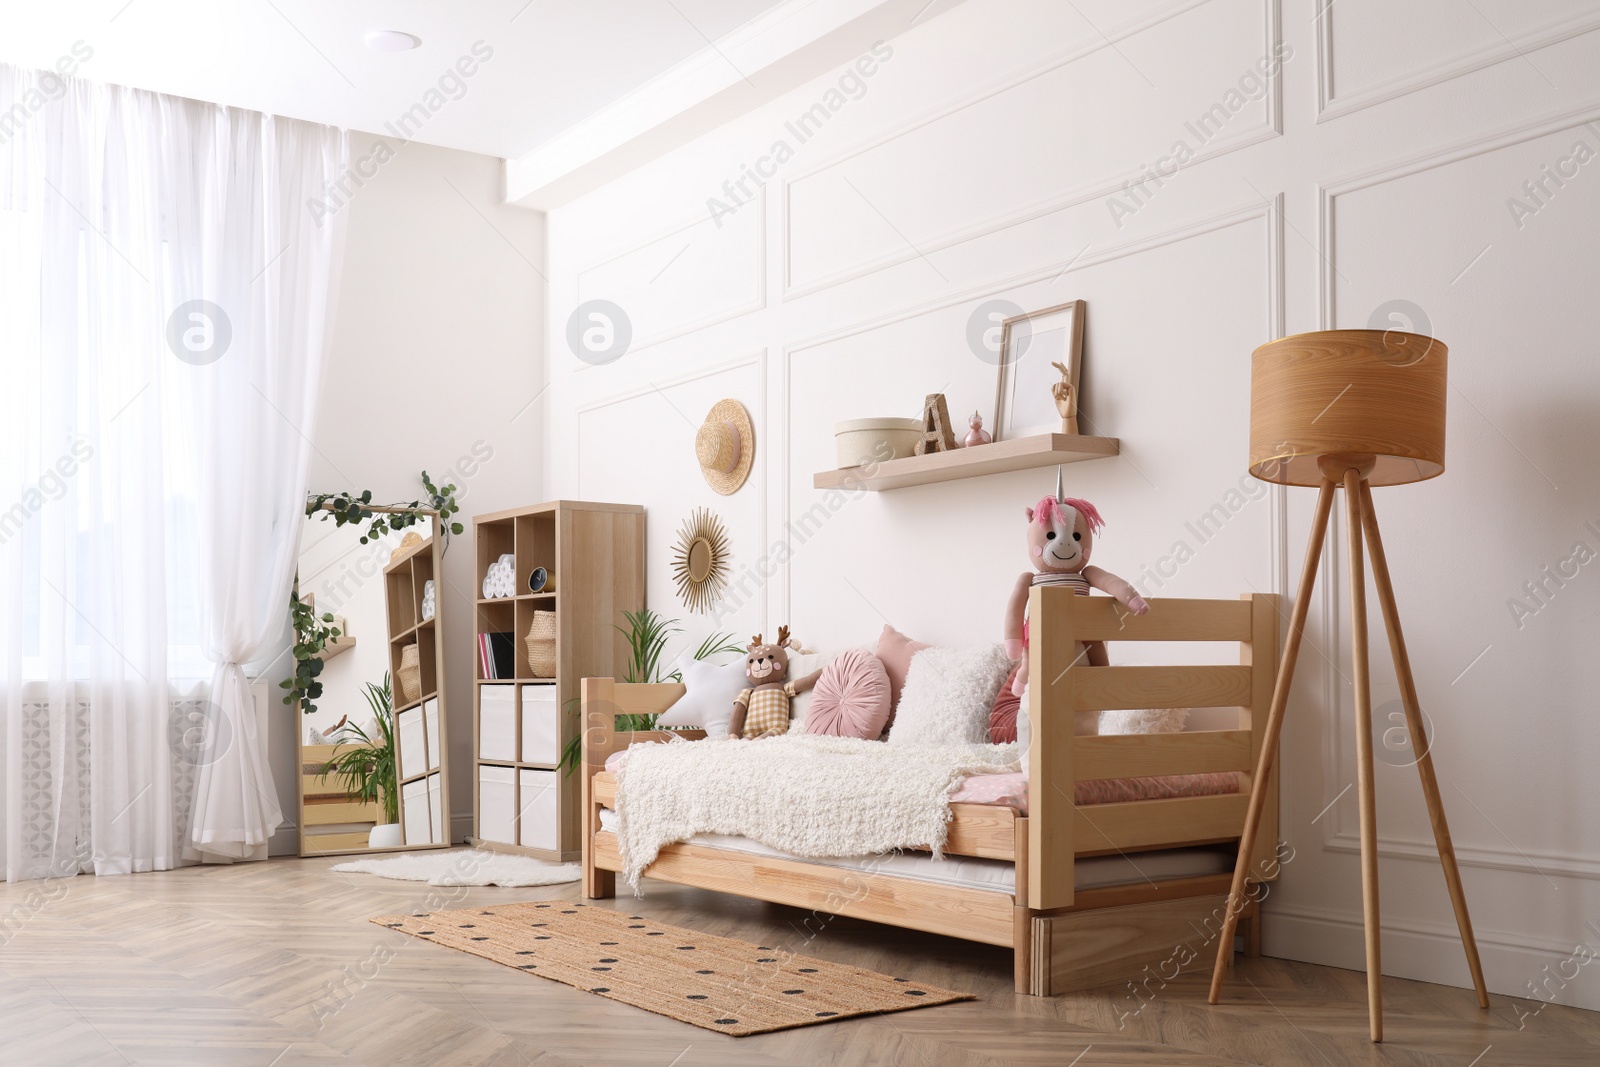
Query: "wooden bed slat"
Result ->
[[1072, 665, 1253, 711], [1069, 597, 1253, 642], [1074, 730, 1253, 781], [1074, 793, 1250, 854], [590, 831, 1016, 947], [946, 804, 1017, 860]]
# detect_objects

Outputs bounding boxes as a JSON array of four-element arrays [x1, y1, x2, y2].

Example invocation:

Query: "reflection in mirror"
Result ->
[[296, 510, 450, 855]]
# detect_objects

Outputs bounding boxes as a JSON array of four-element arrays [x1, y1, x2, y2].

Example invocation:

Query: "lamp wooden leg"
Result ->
[[1344, 469, 1384, 1042], [1208, 478, 1338, 1004], [1359, 481, 1490, 1009]]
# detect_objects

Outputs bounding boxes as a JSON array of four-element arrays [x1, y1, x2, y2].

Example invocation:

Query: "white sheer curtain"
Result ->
[[0, 64, 347, 880]]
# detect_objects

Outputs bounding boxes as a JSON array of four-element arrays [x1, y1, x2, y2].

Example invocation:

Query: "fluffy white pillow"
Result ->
[[888, 644, 1013, 746], [1100, 707, 1190, 734], [657, 655, 748, 738]]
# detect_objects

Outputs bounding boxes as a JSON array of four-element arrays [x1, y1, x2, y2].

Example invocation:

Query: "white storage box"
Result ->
[[397, 706, 426, 781], [424, 698, 441, 772], [518, 769, 558, 851], [521, 685, 559, 765], [402, 777, 431, 846], [834, 417, 922, 469], [479, 685, 516, 762], [478, 765, 516, 844], [427, 772, 443, 844]]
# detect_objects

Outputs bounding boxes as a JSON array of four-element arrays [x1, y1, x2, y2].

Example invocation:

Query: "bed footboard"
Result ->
[[1026, 592, 1282, 912]]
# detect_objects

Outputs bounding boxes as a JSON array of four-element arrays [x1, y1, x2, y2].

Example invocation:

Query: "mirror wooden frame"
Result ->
[[296, 506, 452, 857]]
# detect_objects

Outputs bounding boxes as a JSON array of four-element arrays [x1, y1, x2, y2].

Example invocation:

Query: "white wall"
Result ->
[[282, 130, 545, 847], [538, 0, 1600, 1010]]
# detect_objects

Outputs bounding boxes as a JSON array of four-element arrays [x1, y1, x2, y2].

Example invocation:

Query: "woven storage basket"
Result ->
[[397, 643, 422, 702], [525, 611, 556, 678]]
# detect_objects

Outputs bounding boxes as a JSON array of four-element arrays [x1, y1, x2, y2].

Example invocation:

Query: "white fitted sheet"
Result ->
[[597, 809, 1231, 894]]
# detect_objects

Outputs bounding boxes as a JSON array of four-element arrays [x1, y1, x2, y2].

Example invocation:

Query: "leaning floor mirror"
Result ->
[[295, 506, 451, 856]]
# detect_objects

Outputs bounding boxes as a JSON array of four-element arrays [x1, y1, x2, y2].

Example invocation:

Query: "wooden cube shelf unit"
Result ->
[[384, 537, 449, 850], [813, 432, 1119, 492], [472, 500, 645, 862]]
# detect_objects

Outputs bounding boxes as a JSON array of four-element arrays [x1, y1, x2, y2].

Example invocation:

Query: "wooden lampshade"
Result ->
[[1249, 329, 1447, 487]]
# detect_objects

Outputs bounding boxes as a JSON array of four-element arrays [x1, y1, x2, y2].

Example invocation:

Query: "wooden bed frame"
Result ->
[[581, 590, 1281, 996]]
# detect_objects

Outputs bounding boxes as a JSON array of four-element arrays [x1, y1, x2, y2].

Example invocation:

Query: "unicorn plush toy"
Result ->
[[1004, 469, 1148, 750]]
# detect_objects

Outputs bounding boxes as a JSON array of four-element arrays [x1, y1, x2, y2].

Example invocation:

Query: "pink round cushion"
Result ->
[[805, 648, 892, 740]]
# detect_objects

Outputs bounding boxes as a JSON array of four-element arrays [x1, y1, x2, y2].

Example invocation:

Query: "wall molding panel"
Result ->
[[1318, 96, 1600, 330], [779, 0, 1282, 299], [1316, 4, 1600, 124], [576, 184, 767, 355], [781, 195, 1283, 617]]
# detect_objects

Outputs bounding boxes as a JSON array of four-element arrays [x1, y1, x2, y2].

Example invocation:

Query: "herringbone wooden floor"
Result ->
[[0, 856, 1592, 1066]]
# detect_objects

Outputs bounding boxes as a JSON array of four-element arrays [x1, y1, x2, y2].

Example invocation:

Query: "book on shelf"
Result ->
[[477, 631, 516, 679]]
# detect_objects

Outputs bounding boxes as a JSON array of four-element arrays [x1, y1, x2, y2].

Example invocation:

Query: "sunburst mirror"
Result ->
[[672, 507, 730, 613]]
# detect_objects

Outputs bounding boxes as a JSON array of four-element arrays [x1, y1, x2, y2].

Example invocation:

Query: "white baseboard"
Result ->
[[452, 812, 473, 846], [1266, 904, 1600, 1014]]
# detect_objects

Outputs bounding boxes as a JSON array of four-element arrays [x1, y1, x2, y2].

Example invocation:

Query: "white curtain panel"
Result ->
[[0, 64, 348, 879]]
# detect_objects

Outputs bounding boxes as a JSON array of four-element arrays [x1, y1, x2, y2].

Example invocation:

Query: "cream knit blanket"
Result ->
[[613, 733, 1019, 891]]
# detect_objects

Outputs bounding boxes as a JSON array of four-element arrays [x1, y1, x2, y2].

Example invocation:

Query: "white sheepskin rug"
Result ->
[[330, 850, 580, 887]]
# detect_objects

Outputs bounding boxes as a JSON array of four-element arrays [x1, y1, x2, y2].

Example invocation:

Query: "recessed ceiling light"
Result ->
[[364, 30, 421, 53]]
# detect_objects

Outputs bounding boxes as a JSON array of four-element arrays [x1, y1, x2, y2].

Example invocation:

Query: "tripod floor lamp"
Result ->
[[1207, 329, 1489, 1042]]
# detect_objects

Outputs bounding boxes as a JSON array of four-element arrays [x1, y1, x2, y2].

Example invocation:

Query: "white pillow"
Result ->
[[1101, 707, 1189, 734], [887, 644, 1012, 746], [657, 655, 748, 738]]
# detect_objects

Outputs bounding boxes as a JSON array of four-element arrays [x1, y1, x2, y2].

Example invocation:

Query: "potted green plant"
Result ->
[[557, 615, 744, 772], [321, 672, 402, 848]]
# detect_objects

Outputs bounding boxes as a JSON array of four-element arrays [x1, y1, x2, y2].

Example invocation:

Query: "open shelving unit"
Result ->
[[471, 500, 645, 862], [813, 432, 1119, 492], [382, 536, 448, 851]]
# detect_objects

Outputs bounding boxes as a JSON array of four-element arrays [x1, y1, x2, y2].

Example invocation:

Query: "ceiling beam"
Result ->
[[504, 0, 967, 211]]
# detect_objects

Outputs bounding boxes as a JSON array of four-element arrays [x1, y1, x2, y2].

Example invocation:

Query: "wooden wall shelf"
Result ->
[[314, 635, 356, 661], [813, 433, 1119, 492]]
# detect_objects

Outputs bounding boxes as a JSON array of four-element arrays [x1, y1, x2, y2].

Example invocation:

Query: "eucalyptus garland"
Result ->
[[304, 470, 465, 551], [285, 471, 465, 715], [282, 588, 342, 714]]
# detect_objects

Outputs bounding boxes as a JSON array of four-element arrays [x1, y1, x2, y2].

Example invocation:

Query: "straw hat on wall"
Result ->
[[696, 399, 754, 495]]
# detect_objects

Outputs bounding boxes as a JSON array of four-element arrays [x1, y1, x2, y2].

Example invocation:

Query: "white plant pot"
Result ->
[[368, 823, 403, 849]]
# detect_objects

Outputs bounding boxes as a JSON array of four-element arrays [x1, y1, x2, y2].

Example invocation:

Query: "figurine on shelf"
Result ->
[[1051, 360, 1079, 434], [913, 393, 959, 455], [1003, 468, 1148, 761], [963, 411, 992, 447]]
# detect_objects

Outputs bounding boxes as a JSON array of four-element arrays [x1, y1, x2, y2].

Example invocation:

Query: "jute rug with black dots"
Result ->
[[373, 900, 974, 1035]]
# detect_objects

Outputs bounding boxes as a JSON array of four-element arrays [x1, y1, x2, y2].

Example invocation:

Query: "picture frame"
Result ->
[[993, 299, 1085, 441]]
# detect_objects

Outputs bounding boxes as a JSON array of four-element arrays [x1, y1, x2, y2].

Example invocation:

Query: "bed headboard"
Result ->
[[1025, 591, 1281, 911]]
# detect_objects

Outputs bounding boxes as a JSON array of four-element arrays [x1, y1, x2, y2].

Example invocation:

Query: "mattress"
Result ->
[[603, 749, 1239, 814], [596, 808, 1232, 894]]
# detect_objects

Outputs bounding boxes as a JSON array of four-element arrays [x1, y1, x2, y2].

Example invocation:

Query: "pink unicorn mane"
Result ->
[[1032, 495, 1105, 534]]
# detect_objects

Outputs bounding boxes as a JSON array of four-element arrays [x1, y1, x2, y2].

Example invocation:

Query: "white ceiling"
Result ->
[[0, 0, 792, 160]]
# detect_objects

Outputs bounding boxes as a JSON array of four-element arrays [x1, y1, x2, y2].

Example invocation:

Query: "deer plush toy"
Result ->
[[728, 626, 823, 740], [1004, 470, 1148, 750]]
